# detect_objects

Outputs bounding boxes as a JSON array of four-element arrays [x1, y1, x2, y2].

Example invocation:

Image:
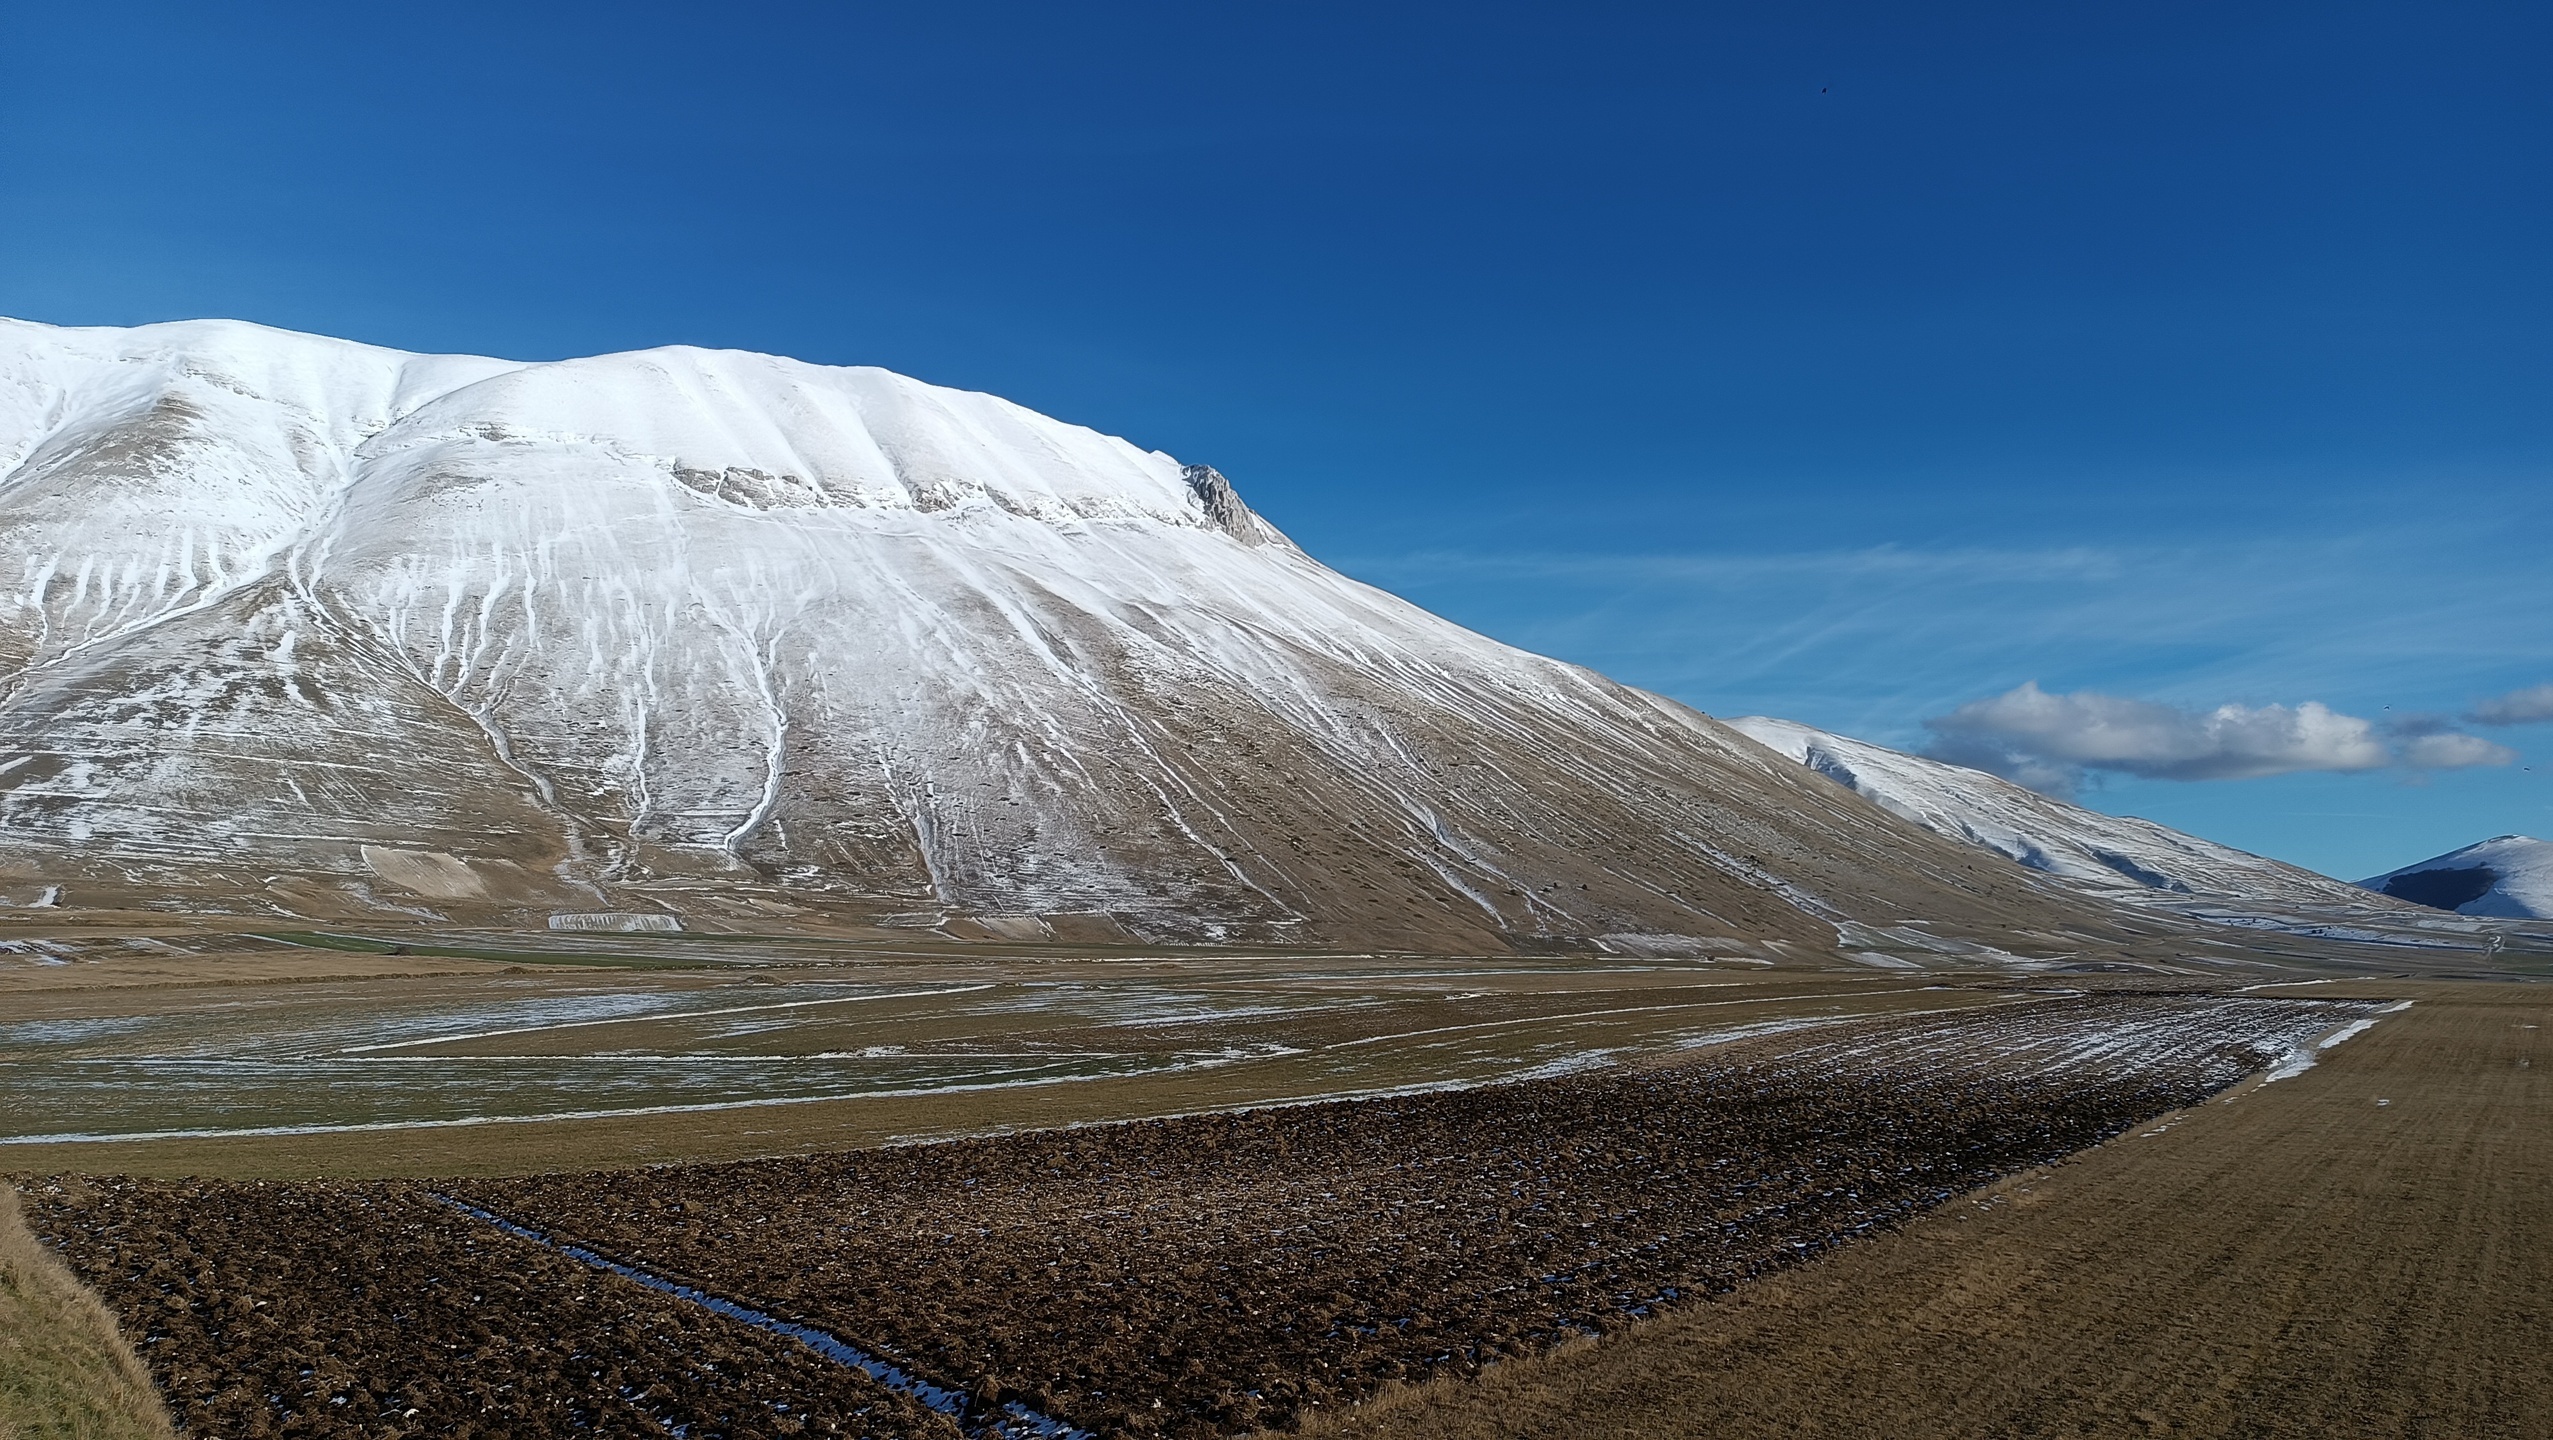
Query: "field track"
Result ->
[[1314, 981, 2550, 1439]]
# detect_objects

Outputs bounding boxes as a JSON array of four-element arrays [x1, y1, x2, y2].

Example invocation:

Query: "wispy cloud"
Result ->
[[2470, 682, 2553, 726], [1332, 530, 2553, 757], [2397, 731, 2519, 768], [1360, 543, 2129, 587], [1920, 682, 2515, 796]]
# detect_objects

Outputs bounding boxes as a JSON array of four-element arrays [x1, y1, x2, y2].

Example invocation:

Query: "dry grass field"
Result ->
[[0, 1183, 172, 1440], [1311, 980, 2548, 1439]]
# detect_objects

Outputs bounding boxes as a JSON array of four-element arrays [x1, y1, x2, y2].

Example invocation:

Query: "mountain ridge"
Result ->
[[1724, 714, 2410, 914]]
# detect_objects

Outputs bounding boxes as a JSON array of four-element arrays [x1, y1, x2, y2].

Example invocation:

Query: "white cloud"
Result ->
[[2397, 731, 2520, 768], [1922, 682, 2513, 795], [2470, 683, 2553, 726]]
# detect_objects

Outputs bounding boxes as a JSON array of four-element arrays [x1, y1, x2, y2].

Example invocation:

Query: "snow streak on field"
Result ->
[[1752, 994, 2365, 1084], [0, 977, 1190, 1142], [0, 959, 1969, 1147]]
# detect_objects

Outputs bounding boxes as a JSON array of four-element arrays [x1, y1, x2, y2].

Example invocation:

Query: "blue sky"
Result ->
[[3, 1, 2545, 880]]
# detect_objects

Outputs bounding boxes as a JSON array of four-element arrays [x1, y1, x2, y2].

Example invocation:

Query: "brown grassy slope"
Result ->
[[1308, 981, 2550, 1440], [0, 1184, 172, 1440]]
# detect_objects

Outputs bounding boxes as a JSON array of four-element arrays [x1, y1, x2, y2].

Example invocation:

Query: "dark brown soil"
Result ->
[[460, 995, 2371, 1438], [17, 1177, 961, 1439], [21, 994, 2379, 1439]]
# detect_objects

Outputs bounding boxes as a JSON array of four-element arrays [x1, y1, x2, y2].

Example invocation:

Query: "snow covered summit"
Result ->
[[0, 317, 2116, 950], [2359, 837, 2553, 918]]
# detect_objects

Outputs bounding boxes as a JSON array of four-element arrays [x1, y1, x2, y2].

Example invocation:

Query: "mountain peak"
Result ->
[[0, 316, 2130, 952], [1, 315, 1288, 541], [2359, 835, 2553, 918]]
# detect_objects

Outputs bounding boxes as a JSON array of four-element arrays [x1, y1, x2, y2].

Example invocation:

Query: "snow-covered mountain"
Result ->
[[0, 317, 2129, 951], [1725, 716, 2385, 911], [2359, 836, 2553, 918]]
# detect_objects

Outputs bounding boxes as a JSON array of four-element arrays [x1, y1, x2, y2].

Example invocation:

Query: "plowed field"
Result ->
[[22, 991, 2382, 1439], [21, 1178, 962, 1439]]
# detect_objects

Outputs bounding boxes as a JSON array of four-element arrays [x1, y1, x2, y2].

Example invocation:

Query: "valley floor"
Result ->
[[16, 985, 2408, 1439], [5, 928, 2543, 1438], [0, 931, 2000, 1177]]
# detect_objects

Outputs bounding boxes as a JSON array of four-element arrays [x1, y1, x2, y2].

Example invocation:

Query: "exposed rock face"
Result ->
[[1181, 464, 1286, 547], [0, 317, 2127, 949]]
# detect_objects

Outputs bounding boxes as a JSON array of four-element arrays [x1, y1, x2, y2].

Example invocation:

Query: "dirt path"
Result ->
[[1312, 981, 2548, 1439]]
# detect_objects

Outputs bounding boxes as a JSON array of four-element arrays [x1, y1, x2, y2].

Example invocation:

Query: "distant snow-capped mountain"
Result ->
[[0, 317, 2141, 952], [1724, 715, 2387, 911], [2359, 836, 2553, 918]]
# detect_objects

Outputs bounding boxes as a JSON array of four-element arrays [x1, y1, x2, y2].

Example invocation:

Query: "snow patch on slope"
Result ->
[[1726, 715, 2382, 910]]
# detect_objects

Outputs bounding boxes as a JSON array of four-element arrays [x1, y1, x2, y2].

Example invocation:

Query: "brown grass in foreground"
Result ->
[[0, 1183, 172, 1440], [1305, 982, 2548, 1439]]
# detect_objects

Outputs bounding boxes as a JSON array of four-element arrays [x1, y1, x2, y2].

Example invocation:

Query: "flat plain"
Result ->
[[7, 919, 2546, 1439], [1, 923, 2009, 1177]]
